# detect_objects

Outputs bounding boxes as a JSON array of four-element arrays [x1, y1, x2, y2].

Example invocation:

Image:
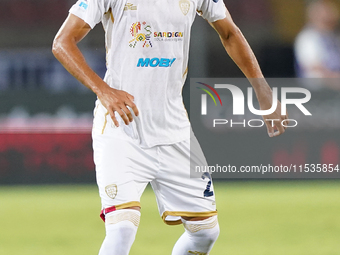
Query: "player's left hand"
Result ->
[[261, 99, 289, 137]]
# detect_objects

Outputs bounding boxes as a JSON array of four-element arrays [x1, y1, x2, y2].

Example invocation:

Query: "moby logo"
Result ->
[[137, 58, 176, 67]]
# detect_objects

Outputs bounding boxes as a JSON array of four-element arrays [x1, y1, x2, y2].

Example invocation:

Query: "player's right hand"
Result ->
[[97, 86, 139, 127]]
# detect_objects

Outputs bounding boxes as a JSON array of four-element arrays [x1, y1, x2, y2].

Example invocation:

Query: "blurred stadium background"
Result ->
[[0, 0, 339, 254]]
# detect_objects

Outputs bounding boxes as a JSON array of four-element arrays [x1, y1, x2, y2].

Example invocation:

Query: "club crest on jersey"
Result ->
[[129, 22, 153, 48], [105, 184, 118, 199], [179, 0, 190, 15]]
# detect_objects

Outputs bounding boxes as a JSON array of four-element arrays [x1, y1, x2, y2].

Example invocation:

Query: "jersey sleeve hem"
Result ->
[[206, 13, 226, 23], [197, 10, 226, 23], [197, 0, 227, 23]]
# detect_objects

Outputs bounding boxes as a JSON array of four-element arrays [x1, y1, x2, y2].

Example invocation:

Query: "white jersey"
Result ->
[[70, 0, 226, 147]]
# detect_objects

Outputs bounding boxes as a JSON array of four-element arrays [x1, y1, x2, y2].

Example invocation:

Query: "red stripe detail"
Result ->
[[197, 82, 223, 106], [100, 205, 117, 222]]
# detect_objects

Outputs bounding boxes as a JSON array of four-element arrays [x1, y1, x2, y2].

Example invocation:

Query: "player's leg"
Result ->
[[171, 215, 220, 255], [93, 101, 158, 255], [95, 143, 146, 255], [94, 136, 152, 255], [151, 132, 220, 254], [99, 207, 141, 255]]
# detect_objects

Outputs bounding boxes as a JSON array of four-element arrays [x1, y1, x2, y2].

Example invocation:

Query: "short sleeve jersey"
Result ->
[[70, 0, 226, 147]]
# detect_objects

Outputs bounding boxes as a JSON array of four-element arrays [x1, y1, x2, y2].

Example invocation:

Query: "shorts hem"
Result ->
[[161, 210, 218, 226], [115, 201, 141, 210], [100, 201, 141, 222]]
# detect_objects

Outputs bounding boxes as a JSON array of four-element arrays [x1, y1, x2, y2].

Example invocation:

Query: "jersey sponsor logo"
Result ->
[[179, 0, 190, 15], [124, 3, 137, 11], [79, 1, 88, 10], [212, 0, 219, 3], [154, 32, 184, 38], [129, 22, 184, 47], [154, 31, 184, 42], [137, 58, 176, 67], [129, 22, 153, 48]]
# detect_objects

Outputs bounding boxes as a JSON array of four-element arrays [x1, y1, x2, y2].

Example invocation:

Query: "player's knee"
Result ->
[[172, 216, 219, 254], [99, 209, 141, 255], [183, 215, 220, 242]]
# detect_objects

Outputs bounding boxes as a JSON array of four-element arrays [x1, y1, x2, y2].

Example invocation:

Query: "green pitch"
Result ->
[[1, 181, 340, 255]]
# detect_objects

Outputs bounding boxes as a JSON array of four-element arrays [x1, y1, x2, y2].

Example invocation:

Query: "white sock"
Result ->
[[172, 216, 220, 255], [98, 209, 141, 255]]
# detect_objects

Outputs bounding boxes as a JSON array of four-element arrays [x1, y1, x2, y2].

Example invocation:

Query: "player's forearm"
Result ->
[[52, 37, 108, 97], [221, 27, 274, 103], [221, 27, 263, 78]]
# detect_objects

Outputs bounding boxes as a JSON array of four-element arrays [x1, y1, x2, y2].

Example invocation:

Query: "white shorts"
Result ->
[[92, 101, 217, 225]]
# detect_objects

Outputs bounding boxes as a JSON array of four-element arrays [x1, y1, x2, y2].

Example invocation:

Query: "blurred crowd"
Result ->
[[295, 0, 340, 90]]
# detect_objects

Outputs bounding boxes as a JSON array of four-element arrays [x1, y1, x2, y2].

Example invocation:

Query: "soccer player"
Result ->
[[52, 0, 288, 254]]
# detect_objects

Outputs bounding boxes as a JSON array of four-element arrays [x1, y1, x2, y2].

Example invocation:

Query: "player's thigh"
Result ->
[[152, 136, 217, 225], [92, 131, 157, 210]]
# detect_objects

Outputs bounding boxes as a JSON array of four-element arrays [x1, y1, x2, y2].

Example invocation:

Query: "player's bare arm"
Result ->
[[52, 14, 139, 127], [210, 10, 288, 137]]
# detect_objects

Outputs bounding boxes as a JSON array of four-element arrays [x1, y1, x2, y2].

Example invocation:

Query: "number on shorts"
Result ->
[[201, 172, 214, 197]]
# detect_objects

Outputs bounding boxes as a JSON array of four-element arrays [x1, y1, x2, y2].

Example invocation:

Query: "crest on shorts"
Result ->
[[179, 0, 190, 16], [105, 184, 118, 199]]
